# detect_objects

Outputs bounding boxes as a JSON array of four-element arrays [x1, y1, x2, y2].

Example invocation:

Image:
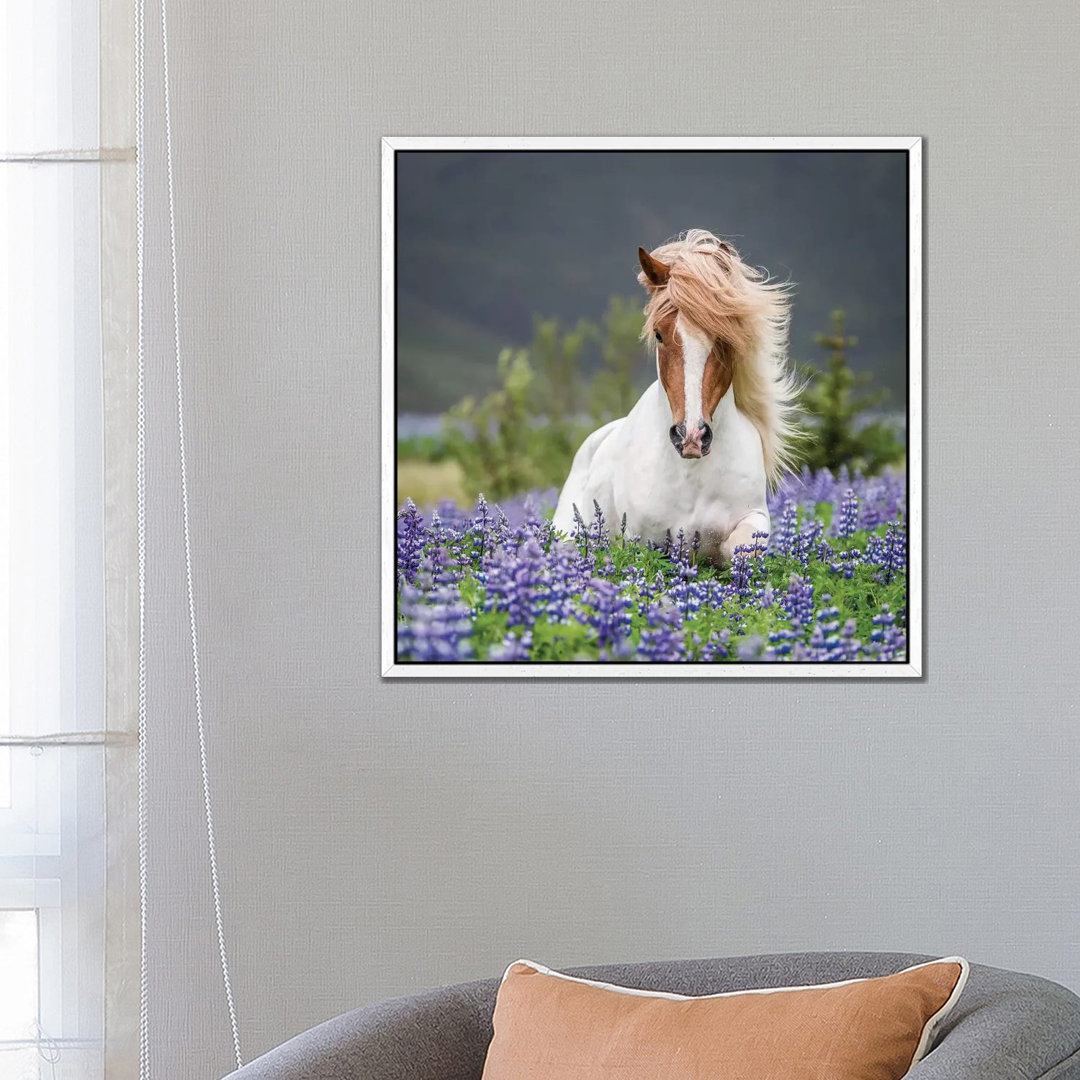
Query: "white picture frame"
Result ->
[[382, 137, 922, 678]]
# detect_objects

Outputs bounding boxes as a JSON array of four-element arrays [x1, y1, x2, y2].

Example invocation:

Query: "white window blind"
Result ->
[[1, 2, 108, 1078]]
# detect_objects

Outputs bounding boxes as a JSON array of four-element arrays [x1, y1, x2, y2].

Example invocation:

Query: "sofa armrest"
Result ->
[[221, 979, 497, 1080], [909, 966, 1080, 1080]]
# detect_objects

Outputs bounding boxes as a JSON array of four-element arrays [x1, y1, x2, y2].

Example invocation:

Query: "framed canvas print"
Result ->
[[382, 137, 921, 677]]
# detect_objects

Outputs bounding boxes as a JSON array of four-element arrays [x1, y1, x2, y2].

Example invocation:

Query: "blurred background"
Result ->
[[395, 150, 910, 506]]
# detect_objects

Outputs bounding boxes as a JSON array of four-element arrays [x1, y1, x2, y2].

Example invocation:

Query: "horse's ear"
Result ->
[[638, 247, 670, 289]]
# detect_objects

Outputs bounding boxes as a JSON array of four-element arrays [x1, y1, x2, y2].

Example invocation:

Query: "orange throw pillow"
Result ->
[[481, 957, 968, 1080]]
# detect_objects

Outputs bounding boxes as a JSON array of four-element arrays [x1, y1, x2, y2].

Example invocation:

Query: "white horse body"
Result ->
[[553, 377, 769, 564]]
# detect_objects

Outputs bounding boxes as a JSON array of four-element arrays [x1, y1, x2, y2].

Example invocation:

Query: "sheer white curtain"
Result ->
[[1, 2, 136, 1078]]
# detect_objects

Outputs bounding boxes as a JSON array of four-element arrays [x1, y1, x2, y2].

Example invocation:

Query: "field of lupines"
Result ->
[[396, 466, 907, 664]]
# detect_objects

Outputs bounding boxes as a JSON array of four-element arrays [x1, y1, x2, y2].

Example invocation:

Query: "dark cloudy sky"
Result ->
[[395, 150, 910, 415]]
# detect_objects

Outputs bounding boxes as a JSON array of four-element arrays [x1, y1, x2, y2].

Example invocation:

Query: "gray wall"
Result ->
[[137, 2, 1080, 1077]]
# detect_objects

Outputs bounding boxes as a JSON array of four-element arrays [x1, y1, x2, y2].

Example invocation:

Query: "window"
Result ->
[[1, 2, 109, 1077]]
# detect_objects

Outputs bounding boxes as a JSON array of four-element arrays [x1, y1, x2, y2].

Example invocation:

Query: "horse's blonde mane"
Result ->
[[638, 229, 801, 487]]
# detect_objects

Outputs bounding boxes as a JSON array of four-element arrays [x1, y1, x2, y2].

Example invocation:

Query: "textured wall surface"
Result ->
[[135, 2, 1080, 1076]]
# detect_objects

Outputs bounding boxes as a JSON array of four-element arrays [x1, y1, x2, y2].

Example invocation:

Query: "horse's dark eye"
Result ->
[[655, 331, 663, 342]]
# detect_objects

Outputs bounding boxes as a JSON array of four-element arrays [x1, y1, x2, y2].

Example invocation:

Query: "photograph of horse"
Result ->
[[384, 140, 920, 675]]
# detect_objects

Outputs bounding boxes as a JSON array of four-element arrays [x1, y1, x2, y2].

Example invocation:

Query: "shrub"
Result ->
[[442, 349, 550, 500], [441, 304, 644, 500], [589, 296, 645, 423]]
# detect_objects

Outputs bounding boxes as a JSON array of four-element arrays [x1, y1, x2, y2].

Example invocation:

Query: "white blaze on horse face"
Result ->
[[676, 314, 712, 436]]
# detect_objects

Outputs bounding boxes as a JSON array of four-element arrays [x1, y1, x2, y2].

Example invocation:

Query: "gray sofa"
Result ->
[[224, 952, 1080, 1079]]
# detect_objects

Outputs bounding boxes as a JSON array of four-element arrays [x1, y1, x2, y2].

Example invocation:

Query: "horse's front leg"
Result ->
[[720, 511, 770, 564]]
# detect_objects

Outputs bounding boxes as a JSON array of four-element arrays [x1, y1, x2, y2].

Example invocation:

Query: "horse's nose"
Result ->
[[677, 420, 710, 459], [669, 423, 686, 452]]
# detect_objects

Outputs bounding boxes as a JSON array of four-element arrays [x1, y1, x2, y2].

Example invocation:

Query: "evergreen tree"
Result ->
[[796, 310, 905, 474]]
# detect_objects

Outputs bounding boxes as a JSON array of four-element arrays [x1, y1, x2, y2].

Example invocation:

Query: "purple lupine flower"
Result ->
[[766, 626, 799, 657], [419, 543, 459, 587], [885, 521, 907, 577], [673, 528, 689, 563], [783, 573, 814, 629], [728, 532, 768, 592], [736, 635, 765, 661], [836, 619, 862, 661], [585, 577, 632, 657], [816, 595, 839, 629], [543, 543, 594, 624], [397, 499, 426, 586], [470, 494, 492, 562], [638, 600, 685, 662], [729, 550, 754, 597], [865, 519, 907, 584], [570, 502, 592, 559], [590, 500, 608, 548], [699, 627, 731, 662], [869, 604, 906, 661], [397, 584, 473, 661], [836, 489, 859, 540], [730, 535, 767, 599], [491, 505, 512, 547], [829, 548, 862, 580], [484, 538, 546, 628], [489, 630, 533, 661], [668, 561, 704, 618], [770, 499, 799, 556], [793, 517, 824, 566]]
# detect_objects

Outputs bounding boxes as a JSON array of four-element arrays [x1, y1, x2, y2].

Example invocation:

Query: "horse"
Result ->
[[552, 229, 801, 566]]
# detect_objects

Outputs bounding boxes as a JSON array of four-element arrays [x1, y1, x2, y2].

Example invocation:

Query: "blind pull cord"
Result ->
[[135, 0, 244, 1071]]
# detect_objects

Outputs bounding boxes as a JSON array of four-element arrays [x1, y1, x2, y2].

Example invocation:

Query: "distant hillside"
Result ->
[[395, 150, 909, 414]]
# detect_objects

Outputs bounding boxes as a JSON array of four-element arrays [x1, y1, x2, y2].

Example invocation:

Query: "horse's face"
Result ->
[[650, 310, 733, 460], [639, 246, 733, 459]]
